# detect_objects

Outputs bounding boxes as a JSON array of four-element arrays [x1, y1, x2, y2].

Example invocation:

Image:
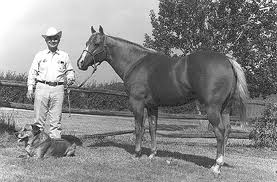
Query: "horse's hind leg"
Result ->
[[206, 104, 230, 176], [147, 106, 158, 159], [129, 97, 145, 157]]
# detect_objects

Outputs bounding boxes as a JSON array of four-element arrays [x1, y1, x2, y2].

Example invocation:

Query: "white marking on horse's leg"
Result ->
[[148, 153, 156, 160], [211, 164, 221, 177], [149, 153, 155, 159], [211, 154, 224, 176], [216, 155, 224, 165]]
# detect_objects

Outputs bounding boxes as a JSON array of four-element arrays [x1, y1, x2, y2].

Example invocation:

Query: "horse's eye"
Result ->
[[94, 43, 100, 46]]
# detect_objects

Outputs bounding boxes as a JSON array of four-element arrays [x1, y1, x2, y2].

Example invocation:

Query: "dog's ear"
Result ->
[[31, 124, 41, 134], [22, 124, 32, 131]]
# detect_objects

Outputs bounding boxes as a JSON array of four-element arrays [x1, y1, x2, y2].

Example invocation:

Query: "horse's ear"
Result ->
[[99, 25, 104, 34], [91, 26, 96, 34]]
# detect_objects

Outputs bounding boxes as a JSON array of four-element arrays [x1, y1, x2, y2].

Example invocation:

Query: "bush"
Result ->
[[0, 71, 27, 81], [64, 91, 129, 111], [250, 103, 277, 150], [0, 111, 16, 134]]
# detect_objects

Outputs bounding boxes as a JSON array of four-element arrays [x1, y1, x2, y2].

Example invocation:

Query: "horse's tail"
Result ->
[[227, 56, 249, 122]]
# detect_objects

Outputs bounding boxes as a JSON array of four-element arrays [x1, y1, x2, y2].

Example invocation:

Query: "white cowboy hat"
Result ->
[[42, 27, 62, 39]]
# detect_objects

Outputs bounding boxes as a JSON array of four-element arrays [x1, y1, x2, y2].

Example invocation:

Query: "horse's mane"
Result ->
[[108, 35, 156, 53]]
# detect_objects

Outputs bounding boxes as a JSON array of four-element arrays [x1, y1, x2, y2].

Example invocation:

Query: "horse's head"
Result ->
[[77, 25, 109, 70]]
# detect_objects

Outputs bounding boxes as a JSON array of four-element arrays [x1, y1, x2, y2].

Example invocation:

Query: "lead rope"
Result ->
[[67, 36, 108, 117], [67, 87, 71, 117], [66, 64, 99, 117], [78, 64, 99, 88]]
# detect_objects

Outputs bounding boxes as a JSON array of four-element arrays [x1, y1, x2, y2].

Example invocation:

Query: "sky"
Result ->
[[0, 0, 159, 84]]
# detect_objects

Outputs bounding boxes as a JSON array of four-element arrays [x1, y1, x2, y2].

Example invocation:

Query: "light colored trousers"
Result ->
[[33, 82, 64, 138]]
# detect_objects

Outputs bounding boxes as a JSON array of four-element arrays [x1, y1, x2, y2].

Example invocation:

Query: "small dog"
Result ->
[[15, 124, 76, 159]]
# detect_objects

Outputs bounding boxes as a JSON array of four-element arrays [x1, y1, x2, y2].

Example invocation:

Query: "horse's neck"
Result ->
[[106, 36, 152, 80]]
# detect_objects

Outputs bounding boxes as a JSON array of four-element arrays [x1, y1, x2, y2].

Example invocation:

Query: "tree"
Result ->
[[144, 0, 277, 98]]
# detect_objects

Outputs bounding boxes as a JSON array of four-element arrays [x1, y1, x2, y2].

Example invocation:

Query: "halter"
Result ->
[[78, 35, 110, 88], [81, 35, 109, 68]]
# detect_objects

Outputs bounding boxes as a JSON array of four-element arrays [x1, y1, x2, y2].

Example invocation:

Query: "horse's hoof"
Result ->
[[149, 151, 157, 160], [149, 153, 155, 159], [210, 165, 221, 178], [134, 151, 142, 158]]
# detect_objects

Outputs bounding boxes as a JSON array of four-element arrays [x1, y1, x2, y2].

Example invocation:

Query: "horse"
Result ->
[[77, 26, 249, 176]]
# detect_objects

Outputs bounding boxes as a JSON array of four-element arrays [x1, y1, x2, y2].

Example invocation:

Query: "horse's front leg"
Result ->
[[129, 97, 145, 157], [147, 106, 158, 159]]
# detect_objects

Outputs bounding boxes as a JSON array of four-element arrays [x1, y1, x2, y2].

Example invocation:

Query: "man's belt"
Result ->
[[37, 80, 64, 86]]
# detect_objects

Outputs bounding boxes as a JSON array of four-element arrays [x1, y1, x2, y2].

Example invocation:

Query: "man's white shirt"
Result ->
[[27, 49, 75, 90]]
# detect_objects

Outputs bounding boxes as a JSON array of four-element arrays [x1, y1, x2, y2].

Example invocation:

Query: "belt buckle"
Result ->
[[48, 82, 56, 86]]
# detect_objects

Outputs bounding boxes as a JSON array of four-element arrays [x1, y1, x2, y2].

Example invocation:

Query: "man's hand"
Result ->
[[26, 90, 34, 100], [67, 79, 75, 86]]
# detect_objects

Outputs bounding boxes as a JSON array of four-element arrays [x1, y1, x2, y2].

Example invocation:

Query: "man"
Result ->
[[27, 27, 75, 139]]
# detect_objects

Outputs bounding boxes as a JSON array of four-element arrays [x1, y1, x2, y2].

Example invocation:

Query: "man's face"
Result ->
[[45, 36, 60, 50]]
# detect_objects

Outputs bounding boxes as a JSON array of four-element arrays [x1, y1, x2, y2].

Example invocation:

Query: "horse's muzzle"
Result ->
[[77, 58, 88, 70], [78, 65, 88, 71]]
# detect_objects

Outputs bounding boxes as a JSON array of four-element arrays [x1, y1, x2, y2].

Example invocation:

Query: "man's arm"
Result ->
[[65, 53, 75, 86], [26, 53, 40, 99]]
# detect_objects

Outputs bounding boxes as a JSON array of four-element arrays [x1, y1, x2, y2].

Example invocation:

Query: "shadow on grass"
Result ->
[[87, 141, 233, 169], [157, 124, 197, 131], [61, 135, 83, 146]]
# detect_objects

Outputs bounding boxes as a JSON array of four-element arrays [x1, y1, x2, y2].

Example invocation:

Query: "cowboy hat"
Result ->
[[42, 27, 62, 39]]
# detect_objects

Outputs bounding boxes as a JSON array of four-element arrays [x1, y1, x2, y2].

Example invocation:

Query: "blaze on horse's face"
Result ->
[[77, 26, 105, 70]]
